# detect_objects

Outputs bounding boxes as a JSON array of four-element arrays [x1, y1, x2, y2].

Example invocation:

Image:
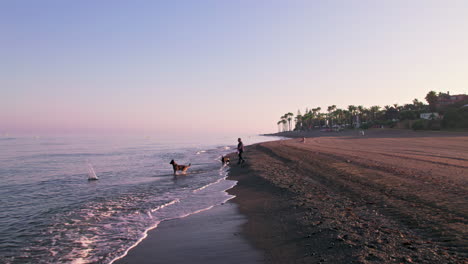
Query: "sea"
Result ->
[[0, 134, 281, 264]]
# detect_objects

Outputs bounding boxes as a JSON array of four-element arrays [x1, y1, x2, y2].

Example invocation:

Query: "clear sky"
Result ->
[[2, 0, 467, 136]]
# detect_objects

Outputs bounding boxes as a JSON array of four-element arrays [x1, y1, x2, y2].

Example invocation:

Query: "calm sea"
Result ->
[[0, 134, 280, 264]]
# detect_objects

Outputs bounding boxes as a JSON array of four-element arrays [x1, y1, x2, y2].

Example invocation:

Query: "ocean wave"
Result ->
[[109, 177, 236, 264], [108, 220, 162, 264], [150, 199, 180, 213], [193, 166, 228, 193], [0, 137, 16, 141], [193, 176, 226, 193], [0, 135, 278, 264]]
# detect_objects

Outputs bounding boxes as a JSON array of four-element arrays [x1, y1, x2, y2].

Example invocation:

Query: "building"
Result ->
[[436, 93, 468, 108], [420, 113, 440, 120]]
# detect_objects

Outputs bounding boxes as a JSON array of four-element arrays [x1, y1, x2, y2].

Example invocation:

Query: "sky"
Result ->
[[1, 0, 468, 136]]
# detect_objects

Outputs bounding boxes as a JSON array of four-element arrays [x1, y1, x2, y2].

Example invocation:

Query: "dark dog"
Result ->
[[170, 160, 191, 175], [221, 155, 230, 165]]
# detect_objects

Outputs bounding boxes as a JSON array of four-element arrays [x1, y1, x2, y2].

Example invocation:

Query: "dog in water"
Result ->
[[221, 155, 230, 165], [169, 160, 191, 175]]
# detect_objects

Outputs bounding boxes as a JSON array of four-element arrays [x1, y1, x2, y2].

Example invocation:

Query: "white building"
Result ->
[[420, 113, 440, 120]]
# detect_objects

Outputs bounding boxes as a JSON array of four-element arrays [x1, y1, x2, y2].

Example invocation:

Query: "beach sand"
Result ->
[[113, 201, 263, 264], [228, 129, 467, 263], [113, 129, 467, 264]]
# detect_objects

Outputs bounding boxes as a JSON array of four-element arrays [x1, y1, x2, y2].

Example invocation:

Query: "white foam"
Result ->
[[193, 166, 229, 193], [150, 199, 180, 213], [109, 221, 161, 264], [109, 204, 220, 264], [109, 171, 237, 264], [193, 176, 226, 193]]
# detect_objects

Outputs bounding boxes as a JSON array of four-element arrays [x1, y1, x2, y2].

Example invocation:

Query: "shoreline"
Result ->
[[111, 129, 466, 263], [226, 144, 356, 263], [107, 137, 280, 264], [110, 202, 221, 264], [111, 161, 266, 264], [263, 127, 468, 139], [226, 129, 467, 263], [113, 199, 263, 264]]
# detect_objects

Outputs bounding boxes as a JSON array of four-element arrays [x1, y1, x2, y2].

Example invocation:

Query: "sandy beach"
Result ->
[[228, 129, 467, 263], [113, 129, 467, 264], [113, 201, 263, 264]]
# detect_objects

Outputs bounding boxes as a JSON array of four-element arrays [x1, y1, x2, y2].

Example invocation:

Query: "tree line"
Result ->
[[277, 91, 468, 132]]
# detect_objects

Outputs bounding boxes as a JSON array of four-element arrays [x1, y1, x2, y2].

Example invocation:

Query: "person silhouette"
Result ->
[[237, 138, 245, 164]]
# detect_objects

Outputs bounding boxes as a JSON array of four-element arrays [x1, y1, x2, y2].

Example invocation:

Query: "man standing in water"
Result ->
[[237, 138, 245, 164]]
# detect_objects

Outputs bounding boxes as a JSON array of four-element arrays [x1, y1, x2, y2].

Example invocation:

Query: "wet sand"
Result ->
[[228, 129, 467, 263], [113, 202, 263, 264]]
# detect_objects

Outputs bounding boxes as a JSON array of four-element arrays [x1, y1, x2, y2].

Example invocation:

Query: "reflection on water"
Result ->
[[0, 134, 281, 263]]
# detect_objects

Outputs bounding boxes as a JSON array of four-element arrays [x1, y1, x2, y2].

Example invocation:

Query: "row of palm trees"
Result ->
[[277, 112, 294, 132], [277, 98, 428, 132]]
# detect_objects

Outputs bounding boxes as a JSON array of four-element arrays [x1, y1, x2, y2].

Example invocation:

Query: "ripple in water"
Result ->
[[0, 135, 281, 264]]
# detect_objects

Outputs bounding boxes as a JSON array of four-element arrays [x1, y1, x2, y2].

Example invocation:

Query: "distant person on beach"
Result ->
[[237, 138, 245, 164]]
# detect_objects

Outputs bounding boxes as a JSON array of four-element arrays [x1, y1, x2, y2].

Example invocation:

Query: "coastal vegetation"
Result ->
[[277, 91, 468, 132]]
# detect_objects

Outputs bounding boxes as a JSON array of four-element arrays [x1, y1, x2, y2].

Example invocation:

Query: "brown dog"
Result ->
[[170, 160, 191, 175], [221, 155, 230, 165]]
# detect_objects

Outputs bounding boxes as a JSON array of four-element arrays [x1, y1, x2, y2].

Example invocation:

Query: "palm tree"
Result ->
[[281, 119, 288, 132], [412, 99, 425, 111], [277, 120, 282, 132], [334, 108, 345, 126], [369, 106, 381, 121], [357, 105, 365, 124], [295, 110, 303, 131], [327, 105, 337, 127], [343, 110, 350, 127], [362, 106, 371, 123], [315, 107, 322, 127], [347, 105, 357, 127], [282, 114, 287, 131], [305, 110, 314, 130], [278, 114, 287, 132], [393, 104, 404, 112], [286, 112, 294, 131], [425, 91, 438, 112]]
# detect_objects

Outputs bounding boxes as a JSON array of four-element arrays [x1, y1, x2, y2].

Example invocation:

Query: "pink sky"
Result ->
[[2, 1, 467, 136]]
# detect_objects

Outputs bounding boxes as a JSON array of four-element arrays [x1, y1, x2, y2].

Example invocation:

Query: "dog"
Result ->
[[169, 160, 191, 175], [221, 155, 230, 165]]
